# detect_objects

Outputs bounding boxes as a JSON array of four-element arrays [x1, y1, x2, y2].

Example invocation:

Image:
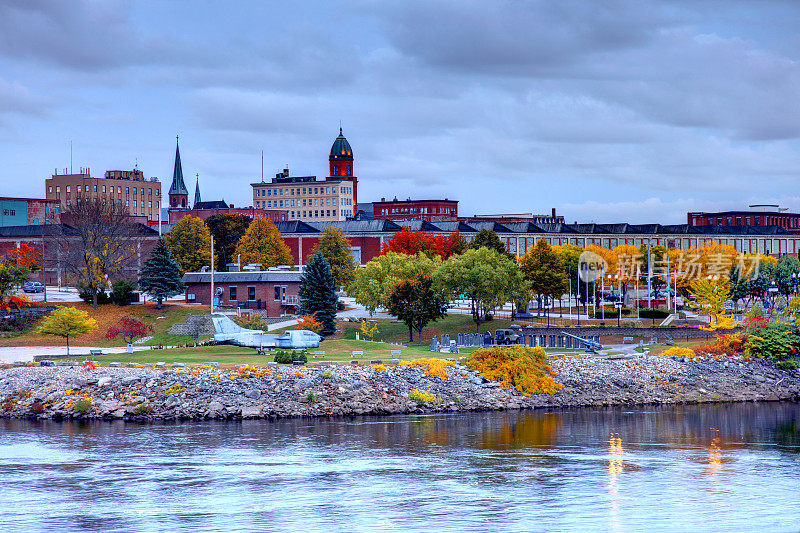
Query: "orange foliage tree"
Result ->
[[467, 345, 563, 396], [296, 314, 323, 333], [381, 228, 437, 256], [5, 243, 40, 269]]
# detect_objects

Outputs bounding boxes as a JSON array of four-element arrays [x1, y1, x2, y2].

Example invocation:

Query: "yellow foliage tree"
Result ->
[[689, 278, 736, 330], [234, 217, 293, 269], [167, 215, 212, 274], [466, 345, 563, 396], [37, 307, 97, 356]]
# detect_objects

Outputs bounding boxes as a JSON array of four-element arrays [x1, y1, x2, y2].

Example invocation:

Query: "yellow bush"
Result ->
[[466, 345, 563, 396], [409, 389, 439, 405], [371, 364, 387, 372], [399, 358, 454, 379], [660, 347, 697, 359]]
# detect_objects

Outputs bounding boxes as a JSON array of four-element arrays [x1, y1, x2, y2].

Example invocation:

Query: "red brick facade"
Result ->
[[182, 271, 301, 317], [373, 199, 458, 222]]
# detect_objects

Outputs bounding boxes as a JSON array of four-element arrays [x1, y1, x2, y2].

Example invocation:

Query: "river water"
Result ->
[[1, 403, 798, 532]]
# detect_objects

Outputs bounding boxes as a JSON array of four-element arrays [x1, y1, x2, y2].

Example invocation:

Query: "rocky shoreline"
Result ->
[[1, 355, 799, 420]]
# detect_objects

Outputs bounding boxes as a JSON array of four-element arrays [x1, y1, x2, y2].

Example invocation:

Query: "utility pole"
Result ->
[[210, 235, 215, 314], [647, 241, 652, 311]]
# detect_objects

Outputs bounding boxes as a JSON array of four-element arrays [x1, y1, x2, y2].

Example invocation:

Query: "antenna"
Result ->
[[70, 141, 73, 174], [261, 150, 264, 182]]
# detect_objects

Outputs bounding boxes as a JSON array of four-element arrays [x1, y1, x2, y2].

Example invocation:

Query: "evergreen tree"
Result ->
[[298, 252, 338, 336], [468, 228, 515, 260], [139, 239, 185, 309]]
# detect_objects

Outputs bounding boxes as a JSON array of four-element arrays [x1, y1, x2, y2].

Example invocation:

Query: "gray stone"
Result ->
[[241, 405, 262, 418], [97, 376, 113, 387], [112, 409, 126, 418], [245, 389, 261, 400], [207, 401, 224, 412]]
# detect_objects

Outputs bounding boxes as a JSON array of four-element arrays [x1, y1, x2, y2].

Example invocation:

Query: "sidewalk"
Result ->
[[0, 346, 150, 364]]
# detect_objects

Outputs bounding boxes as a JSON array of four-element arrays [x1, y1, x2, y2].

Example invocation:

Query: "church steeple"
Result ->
[[193, 173, 201, 208], [168, 136, 189, 209]]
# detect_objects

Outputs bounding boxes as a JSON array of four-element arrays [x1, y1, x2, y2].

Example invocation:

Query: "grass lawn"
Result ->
[[0, 302, 210, 348], [82, 345, 263, 367]]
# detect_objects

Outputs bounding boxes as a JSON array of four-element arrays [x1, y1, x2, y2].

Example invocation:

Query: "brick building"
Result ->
[[181, 270, 301, 316], [46, 167, 161, 221], [251, 129, 357, 222], [687, 205, 800, 234], [0, 197, 60, 226], [370, 197, 458, 221]]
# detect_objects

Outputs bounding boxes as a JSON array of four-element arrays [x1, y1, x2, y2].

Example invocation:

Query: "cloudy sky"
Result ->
[[1, 0, 799, 223]]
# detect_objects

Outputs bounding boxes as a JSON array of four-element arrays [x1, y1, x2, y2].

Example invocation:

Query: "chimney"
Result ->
[[381, 197, 385, 202], [551, 207, 556, 219]]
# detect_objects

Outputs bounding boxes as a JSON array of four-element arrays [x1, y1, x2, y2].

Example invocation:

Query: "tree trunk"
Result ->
[[408, 324, 414, 343], [66, 335, 70, 356], [157, 296, 163, 310], [417, 327, 424, 345], [92, 289, 98, 309]]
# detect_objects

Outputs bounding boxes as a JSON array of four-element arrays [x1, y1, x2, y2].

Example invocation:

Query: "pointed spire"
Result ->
[[194, 173, 201, 207], [169, 136, 188, 196]]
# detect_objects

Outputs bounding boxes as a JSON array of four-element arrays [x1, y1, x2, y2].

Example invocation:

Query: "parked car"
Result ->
[[23, 281, 44, 293]]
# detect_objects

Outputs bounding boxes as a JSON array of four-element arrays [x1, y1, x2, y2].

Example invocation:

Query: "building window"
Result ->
[[248, 287, 256, 300], [314, 187, 318, 194], [274, 286, 281, 300], [126, 187, 129, 194], [56, 186, 60, 193], [48, 186, 53, 193], [66, 185, 71, 193], [133, 200, 137, 207], [118, 187, 122, 193], [126, 200, 130, 206], [230, 286, 237, 301]]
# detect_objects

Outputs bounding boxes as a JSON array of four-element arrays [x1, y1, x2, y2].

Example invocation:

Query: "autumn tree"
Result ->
[[553, 243, 583, 302], [519, 238, 567, 315], [54, 199, 138, 308], [206, 213, 251, 267], [350, 252, 441, 316], [138, 239, 185, 309], [0, 247, 33, 306], [436, 247, 523, 332], [5, 243, 40, 270], [234, 216, 293, 269], [167, 215, 212, 274], [37, 307, 97, 355], [689, 279, 735, 330], [387, 273, 448, 343], [298, 252, 337, 336], [381, 228, 437, 256], [312, 226, 357, 288], [433, 231, 467, 259], [106, 316, 153, 345]]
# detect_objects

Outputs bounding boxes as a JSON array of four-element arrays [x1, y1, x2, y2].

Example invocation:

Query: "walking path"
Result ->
[[0, 346, 150, 364]]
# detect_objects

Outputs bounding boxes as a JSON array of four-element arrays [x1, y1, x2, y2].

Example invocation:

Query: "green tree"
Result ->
[[167, 215, 212, 274], [387, 273, 449, 343], [234, 217, 293, 269], [37, 307, 97, 356], [774, 255, 800, 298], [0, 263, 30, 306], [468, 228, 514, 259], [436, 247, 521, 332], [729, 262, 750, 312], [519, 238, 567, 315], [206, 213, 251, 267], [298, 252, 338, 336], [350, 252, 441, 316], [138, 239, 185, 309], [312, 226, 357, 288]]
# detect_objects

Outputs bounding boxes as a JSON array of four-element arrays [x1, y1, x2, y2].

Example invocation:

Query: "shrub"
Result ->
[[233, 314, 268, 330], [296, 314, 323, 334], [744, 322, 800, 360], [73, 399, 91, 414], [692, 334, 744, 357], [399, 358, 454, 379], [273, 350, 308, 364], [111, 280, 136, 305], [305, 390, 318, 403], [484, 313, 494, 322], [409, 389, 439, 406], [466, 345, 563, 396], [321, 371, 332, 379], [661, 346, 697, 359], [77, 282, 112, 305], [30, 401, 44, 414], [776, 359, 798, 371], [639, 309, 670, 319]]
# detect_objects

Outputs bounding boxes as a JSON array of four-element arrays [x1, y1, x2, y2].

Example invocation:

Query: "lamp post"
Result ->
[[601, 267, 605, 321]]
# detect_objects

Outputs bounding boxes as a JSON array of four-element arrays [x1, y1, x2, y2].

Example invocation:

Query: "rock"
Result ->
[[208, 401, 224, 412], [112, 409, 126, 418], [97, 376, 113, 387], [241, 405, 262, 418], [245, 389, 261, 400]]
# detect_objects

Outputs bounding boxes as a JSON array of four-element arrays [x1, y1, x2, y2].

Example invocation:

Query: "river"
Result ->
[[1, 403, 798, 532]]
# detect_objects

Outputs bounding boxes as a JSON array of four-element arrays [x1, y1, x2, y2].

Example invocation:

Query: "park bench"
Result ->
[[390, 350, 401, 358], [351, 350, 364, 358], [90, 349, 103, 356], [312, 351, 326, 359], [623, 337, 634, 344]]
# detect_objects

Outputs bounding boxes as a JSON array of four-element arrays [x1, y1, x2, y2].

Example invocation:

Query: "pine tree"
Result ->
[[298, 252, 338, 336], [139, 239, 185, 309]]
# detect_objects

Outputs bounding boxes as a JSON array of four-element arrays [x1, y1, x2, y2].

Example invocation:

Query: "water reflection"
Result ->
[[0, 403, 798, 532]]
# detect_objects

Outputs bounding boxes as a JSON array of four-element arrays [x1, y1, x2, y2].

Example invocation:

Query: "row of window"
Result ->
[[256, 197, 353, 209], [225, 286, 287, 301], [256, 185, 351, 197], [380, 206, 456, 215], [508, 236, 796, 256], [290, 210, 337, 218], [694, 215, 800, 228], [50, 184, 159, 196], [2, 209, 15, 216]]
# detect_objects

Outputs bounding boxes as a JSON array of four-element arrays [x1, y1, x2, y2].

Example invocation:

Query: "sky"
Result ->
[[1, 0, 799, 224]]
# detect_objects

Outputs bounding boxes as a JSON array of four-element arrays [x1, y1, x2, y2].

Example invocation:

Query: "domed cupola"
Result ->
[[329, 127, 353, 177]]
